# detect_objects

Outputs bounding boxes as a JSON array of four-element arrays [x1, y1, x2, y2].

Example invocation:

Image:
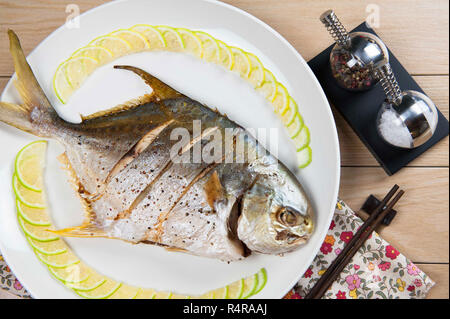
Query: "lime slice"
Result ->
[[177, 28, 203, 57], [230, 46, 251, 78], [133, 288, 156, 299], [154, 291, 173, 299], [198, 291, 214, 299], [272, 82, 289, 114], [130, 25, 166, 50], [36, 250, 80, 268], [15, 140, 46, 192], [246, 52, 265, 87], [195, 31, 219, 63], [256, 69, 277, 102], [66, 271, 106, 291], [171, 293, 190, 299], [156, 26, 184, 51], [241, 273, 258, 299], [48, 263, 90, 284], [217, 40, 234, 69], [253, 268, 267, 295], [89, 35, 132, 57], [110, 29, 150, 51], [71, 46, 113, 65], [286, 113, 304, 139], [212, 286, 228, 299], [108, 284, 140, 299], [227, 278, 244, 299], [13, 175, 45, 209], [64, 56, 99, 89], [297, 146, 312, 168], [292, 126, 310, 151], [53, 59, 74, 104], [75, 280, 122, 299], [27, 237, 67, 255], [18, 216, 58, 242], [280, 96, 299, 127], [16, 199, 49, 226]]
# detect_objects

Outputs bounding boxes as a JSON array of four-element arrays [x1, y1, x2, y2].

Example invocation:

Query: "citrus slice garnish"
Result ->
[[64, 56, 99, 90], [230, 46, 251, 78], [17, 216, 58, 242], [217, 40, 234, 69], [227, 278, 244, 299], [16, 199, 49, 226], [195, 31, 220, 63], [109, 29, 150, 51], [286, 113, 304, 139], [27, 237, 67, 255], [156, 26, 184, 51], [256, 68, 277, 102], [133, 288, 156, 299], [253, 268, 267, 295], [170, 293, 190, 299], [36, 250, 79, 268], [71, 45, 113, 65], [74, 280, 122, 299], [212, 286, 228, 299], [246, 52, 265, 87], [109, 284, 140, 299], [66, 271, 106, 291], [297, 146, 312, 168], [241, 273, 258, 299], [14, 140, 46, 192], [130, 24, 166, 50], [292, 126, 311, 151], [53, 59, 74, 104], [13, 175, 46, 209], [280, 96, 299, 127], [177, 28, 203, 57], [272, 82, 289, 114], [89, 35, 132, 57], [154, 291, 173, 299], [48, 263, 90, 284]]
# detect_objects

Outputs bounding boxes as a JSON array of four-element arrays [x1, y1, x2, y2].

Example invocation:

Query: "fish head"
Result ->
[[237, 170, 314, 255]]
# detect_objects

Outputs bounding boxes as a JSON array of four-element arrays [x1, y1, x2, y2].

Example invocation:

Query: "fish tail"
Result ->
[[0, 30, 56, 134]]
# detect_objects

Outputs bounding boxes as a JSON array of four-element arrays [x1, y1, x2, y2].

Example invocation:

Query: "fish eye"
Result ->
[[276, 207, 301, 227]]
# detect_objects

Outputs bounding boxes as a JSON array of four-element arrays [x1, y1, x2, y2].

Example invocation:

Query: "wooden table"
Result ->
[[0, 0, 448, 299]]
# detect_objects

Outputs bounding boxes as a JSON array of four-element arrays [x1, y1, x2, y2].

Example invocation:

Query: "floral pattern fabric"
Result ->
[[284, 200, 435, 299], [0, 200, 434, 299]]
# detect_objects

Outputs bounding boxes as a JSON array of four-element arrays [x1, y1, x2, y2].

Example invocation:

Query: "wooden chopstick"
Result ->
[[305, 186, 404, 299]]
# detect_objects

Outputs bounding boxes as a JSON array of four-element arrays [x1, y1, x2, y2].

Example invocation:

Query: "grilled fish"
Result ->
[[1, 30, 314, 262]]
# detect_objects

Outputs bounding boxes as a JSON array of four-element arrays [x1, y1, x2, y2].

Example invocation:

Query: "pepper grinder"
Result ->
[[375, 63, 438, 148], [320, 10, 389, 91]]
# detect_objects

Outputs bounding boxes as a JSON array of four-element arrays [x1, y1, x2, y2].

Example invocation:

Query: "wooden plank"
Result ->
[[0, 0, 448, 75], [418, 263, 449, 299], [341, 167, 449, 263]]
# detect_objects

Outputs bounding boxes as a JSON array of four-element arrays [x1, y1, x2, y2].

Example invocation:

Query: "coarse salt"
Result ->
[[378, 108, 412, 148]]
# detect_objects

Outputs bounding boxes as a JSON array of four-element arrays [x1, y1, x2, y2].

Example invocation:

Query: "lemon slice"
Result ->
[[89, 35, 132, 57], [16, 199, 49, 226], [154, 291, 173, 299], [286, 113, 304, 139], [66, 271, 106, 291], [292, 126, 311, 151], [256, 68, 277, 102], [171, 293, 190, 299], [64, 56, 99, 90], [195, 31, 219, 63], [212, 286, 228, 299], [133, 288, 156, 299], [246, 52, 265, 87], [130, 24, 166, 50], [110, 29, 150, 51], [230, 46, 251, 78], [156, 26, 184, 51], [13, 175, 46, 209], [53, 59, 74, 104], [241, 273, 258, 299], [272, 82, 289, 114], [18, 216, 58, 242], [75, 280, 122, 299], [109, 284, 140, 299], [227, 278, 244, 299], [217, 40, 234, 69], [48, 263, 90, 284], [36, 250, 80, 269], [280, 96, 299, 127], [177, 28, 203, 57], [297, 146, 312, 168], [15, 140, 46, 192], [254, 268, 267, 295], [71, 46, 113, 65], [27, 237, 67, 255]]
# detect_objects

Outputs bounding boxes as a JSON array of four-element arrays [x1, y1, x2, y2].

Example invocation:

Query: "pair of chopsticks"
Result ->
[[304, 185, 404, 299]]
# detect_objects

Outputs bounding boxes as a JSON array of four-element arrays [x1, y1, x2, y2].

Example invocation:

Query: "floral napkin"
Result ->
[[0, 199, 434, 299]]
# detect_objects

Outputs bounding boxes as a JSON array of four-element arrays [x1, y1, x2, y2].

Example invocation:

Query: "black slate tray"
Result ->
[[308, 22, 449, 175]]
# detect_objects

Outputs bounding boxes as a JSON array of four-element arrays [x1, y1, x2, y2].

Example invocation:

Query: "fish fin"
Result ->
[[8, 30, 53, 112], [114, 65, 183, 100], [0, 101, 34, 133], [49, 224, 107, 238]]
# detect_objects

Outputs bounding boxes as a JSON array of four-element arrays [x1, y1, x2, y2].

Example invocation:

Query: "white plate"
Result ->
[[0, 0, 340, 299]]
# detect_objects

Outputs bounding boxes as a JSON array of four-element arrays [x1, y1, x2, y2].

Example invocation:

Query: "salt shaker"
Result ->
[[375, 63, 438, 148], [320, 10, 389, 91]]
